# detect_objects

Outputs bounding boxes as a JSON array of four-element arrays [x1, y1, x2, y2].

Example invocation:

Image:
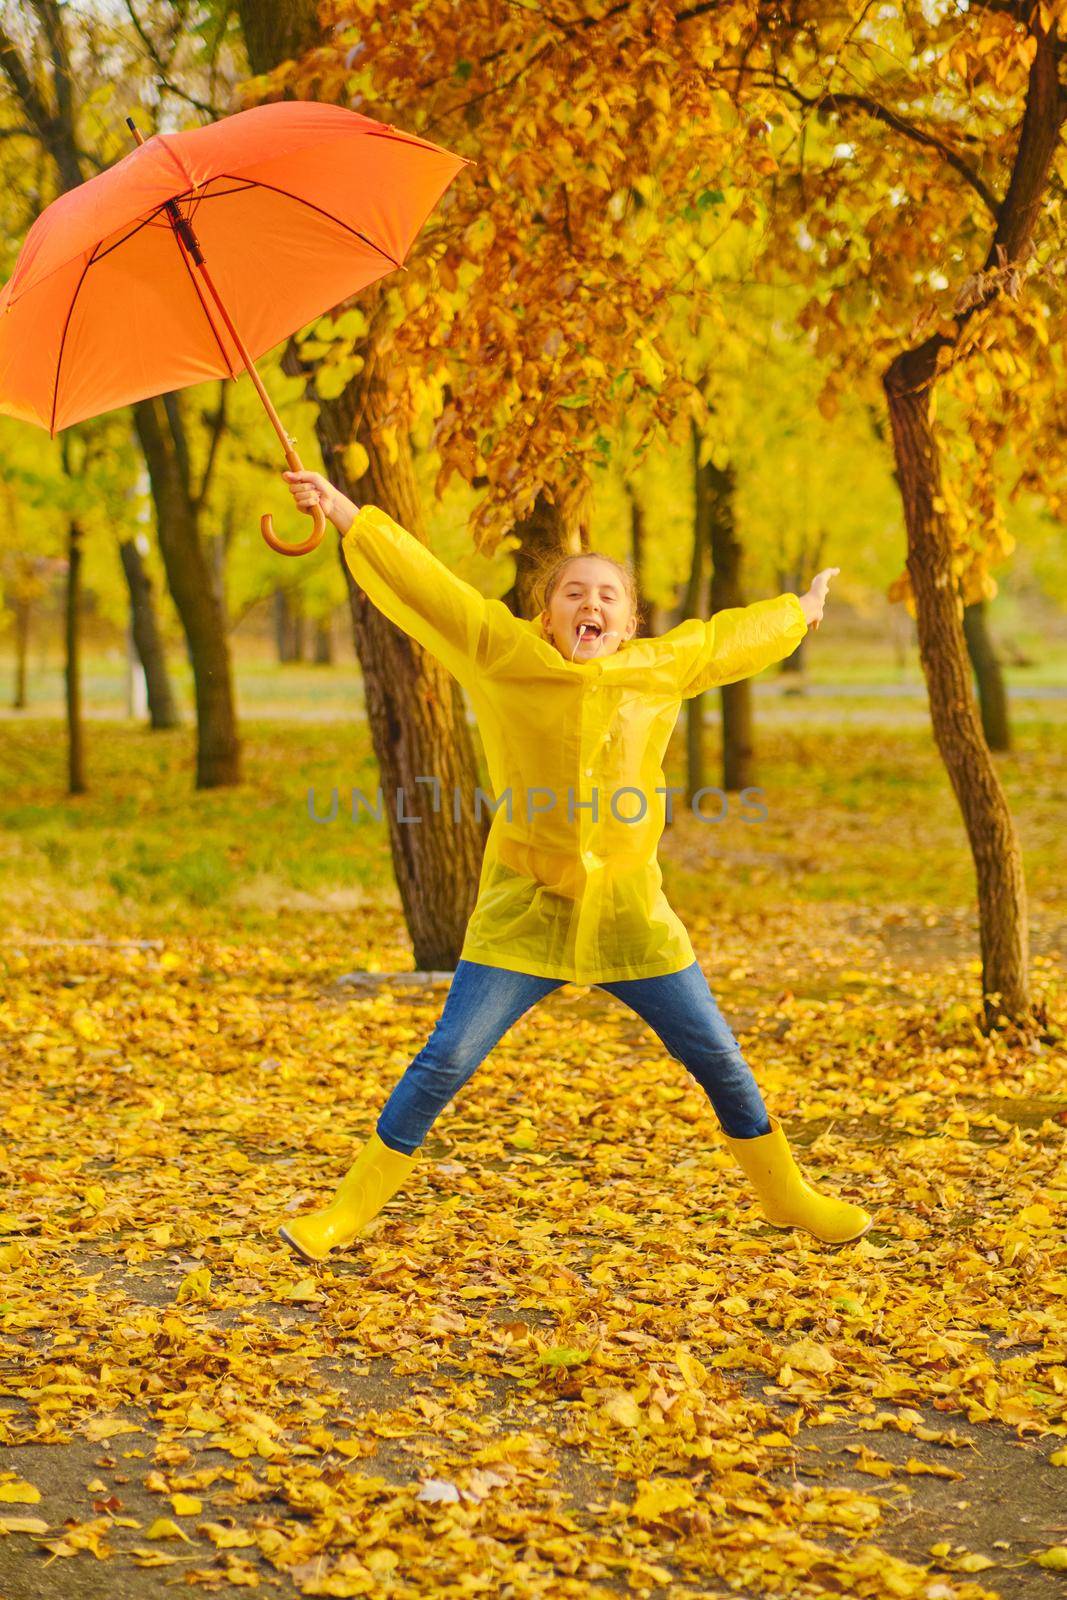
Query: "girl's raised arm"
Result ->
[[284, 472, 517, 692], [672, 592, 809, 699]]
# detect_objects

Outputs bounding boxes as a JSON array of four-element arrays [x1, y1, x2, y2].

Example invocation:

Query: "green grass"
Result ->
[[0, 719, 391, 938], [3, 627, 1066, 721], [0, 694, 1062, 943]]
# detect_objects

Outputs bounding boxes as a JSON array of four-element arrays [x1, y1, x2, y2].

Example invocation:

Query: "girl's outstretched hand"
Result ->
[[282, 470, 359, 535], [800, 567, 841, 632]]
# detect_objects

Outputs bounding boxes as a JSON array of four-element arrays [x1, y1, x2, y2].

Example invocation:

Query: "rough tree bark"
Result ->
[[882, 20, 1064, 1031], [133, 394, 240, 786], [501, 490, 581, 618], [683, 426, 711, 810], [703, 451, 755, 795], [963, 599, 1010, 752], [292, 328, 492, 968], [119, 538, 181, 729]]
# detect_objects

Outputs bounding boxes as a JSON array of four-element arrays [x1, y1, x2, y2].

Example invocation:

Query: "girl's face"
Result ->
[[541, 558, 637, 661]]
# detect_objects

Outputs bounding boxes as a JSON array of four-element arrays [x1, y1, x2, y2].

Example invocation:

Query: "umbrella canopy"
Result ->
[[0, 100, 466, 436]]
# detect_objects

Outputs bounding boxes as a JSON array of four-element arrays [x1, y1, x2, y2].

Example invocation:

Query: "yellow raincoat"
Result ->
[[342, 505, 808, 986]]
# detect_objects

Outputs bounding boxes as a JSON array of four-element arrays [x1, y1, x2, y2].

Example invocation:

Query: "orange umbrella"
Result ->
[[0, 101, 468, 555]]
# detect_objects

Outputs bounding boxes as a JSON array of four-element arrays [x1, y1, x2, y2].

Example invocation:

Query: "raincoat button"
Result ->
[[584, 766, 593, 777]]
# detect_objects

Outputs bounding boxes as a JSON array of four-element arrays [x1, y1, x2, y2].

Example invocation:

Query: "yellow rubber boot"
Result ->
[[721, 1114, 873, 1244], [278, 1131, 418, 1264]]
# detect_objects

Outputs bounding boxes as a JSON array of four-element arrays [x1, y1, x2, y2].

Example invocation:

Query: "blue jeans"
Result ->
[[375, 958, 773, 1154]]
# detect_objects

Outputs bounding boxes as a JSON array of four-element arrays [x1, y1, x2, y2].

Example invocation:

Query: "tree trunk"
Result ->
[[313, 616, 333, 664], [625, 483, 658, 637], [291, 605, 306, 662], [884, 377, 1031, 1029], [133, 395, 241, 787], [290, 328, 493, 970], [236, 0, 322, 86], [119, 536, 181, 729], [501, 490, 580, 618], [881, 26, 1064, 1033], [274, 589, 297, 662], [705, 455, 754, 795], [65, 517, 85, 796], [205, 529, 227, 625], [0, 11, 235, 786], [776, 564, 807, 683], [12, 594, 29, 710], [963, 599, 1010, 752], [682, 423, 711, 813], [323, 376, 492, 970], [274, 589, 310, 662], [240, 0, 501, 969]]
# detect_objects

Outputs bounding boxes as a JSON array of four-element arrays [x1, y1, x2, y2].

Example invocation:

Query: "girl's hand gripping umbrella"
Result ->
[[0, 101, 469, 555]]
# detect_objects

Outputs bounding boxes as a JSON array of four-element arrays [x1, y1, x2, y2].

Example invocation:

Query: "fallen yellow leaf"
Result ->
[[146, 1516, 193, 1542], [631, 1480, 695, 1519], [0, 1480, 41, 1503]]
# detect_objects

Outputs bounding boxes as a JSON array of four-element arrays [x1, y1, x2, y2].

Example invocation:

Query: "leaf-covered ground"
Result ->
[[0, 711, 1064, 1598]]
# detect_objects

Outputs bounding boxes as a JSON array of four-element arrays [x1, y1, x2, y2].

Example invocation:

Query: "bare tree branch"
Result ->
[[32, 1, 73, 136], [886, 19, 1065, 396], [748, 71, 1001, 218], [162, 391, 192, 501], [0, 15, 85, 187], [0, 22, 53, 137], [123, 0, 224, 118], [226, 568, 312, 635]]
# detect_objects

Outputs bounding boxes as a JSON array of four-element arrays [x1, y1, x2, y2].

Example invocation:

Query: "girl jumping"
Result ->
[[277, 469, 872, 1262]]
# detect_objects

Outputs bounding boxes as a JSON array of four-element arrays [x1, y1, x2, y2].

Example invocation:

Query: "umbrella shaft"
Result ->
[[166, 200, 204, 267], [168, 204, 298, 466], [195, 259, 296, 463], [124, 117, 302, 472]]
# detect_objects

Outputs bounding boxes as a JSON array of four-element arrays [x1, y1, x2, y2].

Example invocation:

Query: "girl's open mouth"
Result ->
[[576, 623, 602, 639]]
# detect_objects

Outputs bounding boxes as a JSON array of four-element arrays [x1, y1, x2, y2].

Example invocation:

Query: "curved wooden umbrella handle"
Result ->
[[260, 447, 329, 558], [261, 498, 327, 557]]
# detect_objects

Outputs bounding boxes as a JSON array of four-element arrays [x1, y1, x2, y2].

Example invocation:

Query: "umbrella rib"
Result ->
[[6, 209, 168, 313], [89, 212, 161, 265], [216, 174, 405, 270], [41, 162, 410, 430], [49, 206, 238, 434], [361, 128, 457, 156], [186, 180, 259, 226], [50, 243, 102, 438], [164, 218, 240, 381], [12, 172, 404, 319]]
